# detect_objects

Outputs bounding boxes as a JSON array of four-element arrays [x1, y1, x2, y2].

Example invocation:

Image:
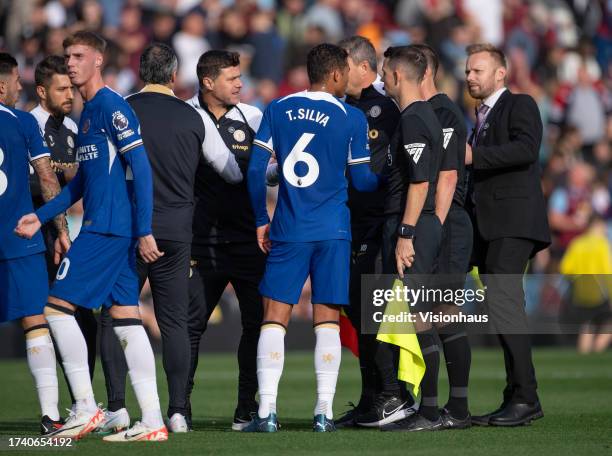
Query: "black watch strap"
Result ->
[[397, 223, 415, 239]]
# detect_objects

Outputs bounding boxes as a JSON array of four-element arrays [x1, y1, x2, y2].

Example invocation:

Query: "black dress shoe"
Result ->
[[471, 403, 508, 426], [439, 408, 471, 429], [489, 402, 544, 427]]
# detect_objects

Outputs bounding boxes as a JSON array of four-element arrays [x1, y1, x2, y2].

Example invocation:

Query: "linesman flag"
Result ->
[[376, 279, 425, 397], [339, 309, 359, 357]]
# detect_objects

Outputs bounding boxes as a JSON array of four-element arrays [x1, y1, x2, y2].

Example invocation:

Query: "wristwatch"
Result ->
[[397, 223, 415, 239]]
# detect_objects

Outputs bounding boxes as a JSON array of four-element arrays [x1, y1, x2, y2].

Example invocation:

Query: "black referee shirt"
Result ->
[[346, 82, 400, 241], [29, 104, 78, 208], [385, 100, 444, 216], [127, 87, 206, 243], [187, 92, 263, 249], [428, 93, 468, 207]]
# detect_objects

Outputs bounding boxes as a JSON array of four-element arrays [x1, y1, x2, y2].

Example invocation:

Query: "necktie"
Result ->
[[468, 103, 490, 204], [473, 104, 490, 144]]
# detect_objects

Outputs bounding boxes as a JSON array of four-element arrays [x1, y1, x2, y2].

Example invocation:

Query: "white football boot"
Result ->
[[102, 421, 168, 442]]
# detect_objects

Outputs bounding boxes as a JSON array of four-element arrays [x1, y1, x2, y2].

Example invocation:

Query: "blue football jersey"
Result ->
[[37, 87, 152, 238], [0, 104, 49, 260], [253, 91, 371, 242]]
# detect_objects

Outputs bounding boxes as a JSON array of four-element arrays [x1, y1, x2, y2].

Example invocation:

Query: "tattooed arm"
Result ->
[[31, 156, 71, 263]]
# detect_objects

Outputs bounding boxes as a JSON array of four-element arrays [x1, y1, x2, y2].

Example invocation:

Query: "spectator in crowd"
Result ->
[[549, 162, 595, 258], [560, 215, 612, 354], [173, 11, 210, 91]]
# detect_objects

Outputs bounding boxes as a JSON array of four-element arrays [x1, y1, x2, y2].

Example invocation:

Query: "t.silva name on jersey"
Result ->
[[285, 108, 330, 127]]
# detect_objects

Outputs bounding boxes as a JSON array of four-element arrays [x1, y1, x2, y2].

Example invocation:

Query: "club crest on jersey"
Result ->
[[404, 143, 425, 164], [112, 111, 129, 131], [233, 129, 246, 142], [369, 105, 381, 118], [442, 128, 454, 149], [82, 118, 90, 134], [48, 135, 55, 147], [67, 136, 74, 148]]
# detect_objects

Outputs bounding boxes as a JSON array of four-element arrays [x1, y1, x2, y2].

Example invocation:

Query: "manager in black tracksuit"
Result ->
[[100, 43, 242, 428], [185, 50, 266, 431], [335, 36, 400, 428], [465, 44, 550, 427]]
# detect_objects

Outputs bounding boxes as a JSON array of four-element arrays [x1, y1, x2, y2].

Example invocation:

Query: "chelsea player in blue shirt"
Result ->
[[246, 44, 380, 432], [15, 32, 167, 442], [0, 52, 70, 434]]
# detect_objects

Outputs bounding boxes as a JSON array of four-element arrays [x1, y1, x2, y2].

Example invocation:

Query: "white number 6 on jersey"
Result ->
[[283, 133, 319, 188]]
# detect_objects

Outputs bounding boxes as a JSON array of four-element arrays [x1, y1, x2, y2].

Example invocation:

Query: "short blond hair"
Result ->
[[63, 31, 107, 54], [466, 43, 507, 69]]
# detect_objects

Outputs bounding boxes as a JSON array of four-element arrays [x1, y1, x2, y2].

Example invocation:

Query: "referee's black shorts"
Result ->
[[435, 204, 473, 276], [381, 212, 442, 314], [432, 204, 473, 326], [382, 212, 443, 275]]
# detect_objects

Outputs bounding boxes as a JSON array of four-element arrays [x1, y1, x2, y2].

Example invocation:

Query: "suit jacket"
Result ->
[[467, 89, 551, 253]]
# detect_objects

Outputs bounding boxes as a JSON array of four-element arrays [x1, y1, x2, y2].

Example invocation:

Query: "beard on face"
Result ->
[[48, 97, 72, 118]]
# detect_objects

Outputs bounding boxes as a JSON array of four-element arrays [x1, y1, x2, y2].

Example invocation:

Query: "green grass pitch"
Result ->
[[0, 349, 610, 455]]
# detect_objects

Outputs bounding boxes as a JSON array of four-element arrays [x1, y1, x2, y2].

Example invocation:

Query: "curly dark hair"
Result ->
[[306, 43, 348, 84]]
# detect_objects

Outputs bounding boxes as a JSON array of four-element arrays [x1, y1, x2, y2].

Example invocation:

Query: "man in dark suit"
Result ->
[[465, 43, 550, 426]]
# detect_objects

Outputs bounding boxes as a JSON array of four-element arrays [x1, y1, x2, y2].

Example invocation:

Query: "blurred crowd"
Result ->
[[1, 0, 611, 277]]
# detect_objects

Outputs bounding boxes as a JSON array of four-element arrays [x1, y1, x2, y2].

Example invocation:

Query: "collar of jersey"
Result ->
[[197, 90, 236, 122], [140, 84, 176, 97]]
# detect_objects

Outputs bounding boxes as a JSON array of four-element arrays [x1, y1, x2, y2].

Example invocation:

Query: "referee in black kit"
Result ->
[[185, 50, 266, 431], [334, 36, 400, 428], [412, 44, 473, 429], [375, 46, 446, 432], [99, 43, 243, 433]]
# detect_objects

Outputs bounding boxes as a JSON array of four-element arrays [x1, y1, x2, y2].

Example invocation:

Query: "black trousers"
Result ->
[[346, 239, 381, 330], [474, 234, 539, 405], [100, 239, 192, 417], [187, 241, 265, 408], [344, 239, 382, 400]]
